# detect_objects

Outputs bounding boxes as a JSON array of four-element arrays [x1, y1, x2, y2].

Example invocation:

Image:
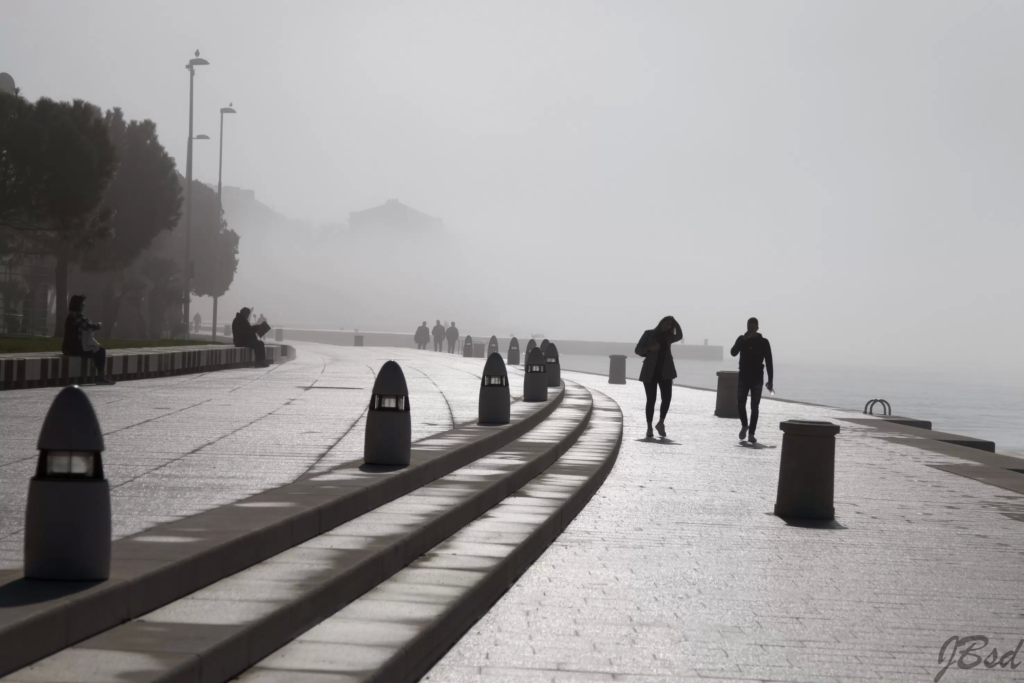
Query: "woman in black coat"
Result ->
[[635, 315, 683, 438]]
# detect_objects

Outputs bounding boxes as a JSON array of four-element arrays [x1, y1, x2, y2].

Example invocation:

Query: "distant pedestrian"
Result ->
[[635, 316, 683, 439], [232, 307, 269, 368], [730, 317, 774, 444], [431, 319, 445, 352], [193, 312, 202, 333], [62, 295, 115, 385], [445, 321, 459, 353], [414, 321, 430, 350]]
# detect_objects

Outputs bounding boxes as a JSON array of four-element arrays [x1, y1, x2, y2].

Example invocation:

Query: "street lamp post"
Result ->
[[183, 49, 209, 339], [213, 104, 236, 342]]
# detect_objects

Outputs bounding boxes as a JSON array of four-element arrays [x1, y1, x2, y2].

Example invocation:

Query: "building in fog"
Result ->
[[349, 199, 443, 236]]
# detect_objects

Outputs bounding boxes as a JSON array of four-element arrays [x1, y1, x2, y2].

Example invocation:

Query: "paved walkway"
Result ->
[[426, 369, 1024, 683], [0, 343, 513, 570]]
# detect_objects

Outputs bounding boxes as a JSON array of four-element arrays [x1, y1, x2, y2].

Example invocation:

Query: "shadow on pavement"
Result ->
[[737, 442, 777, 449], [0, 577, 100, 607], [773, 515, 847, 530], [358, 463, 408, 473], [635, 437, 677, 445]]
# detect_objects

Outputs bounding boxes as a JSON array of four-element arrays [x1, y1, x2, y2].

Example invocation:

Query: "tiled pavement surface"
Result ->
[[0, 344, 513, 570], [426, 370, 1024, 683]]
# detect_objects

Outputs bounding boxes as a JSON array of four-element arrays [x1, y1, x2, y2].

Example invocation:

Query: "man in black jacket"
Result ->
[[232, 307, 268, 368], [730, 317, 773, 443], [431, 320, 445, 352]]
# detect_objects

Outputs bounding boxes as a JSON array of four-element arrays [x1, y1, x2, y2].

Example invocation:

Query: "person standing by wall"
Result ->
[[414, 321, 430, 350], [432, 319, 445, 352], [730, 317, 774, 444], [445, 321, 459, 354], [635, 315, 683, 439]]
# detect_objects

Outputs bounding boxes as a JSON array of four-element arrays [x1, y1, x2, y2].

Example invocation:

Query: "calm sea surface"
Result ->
[[560, 354, 1024, 456]]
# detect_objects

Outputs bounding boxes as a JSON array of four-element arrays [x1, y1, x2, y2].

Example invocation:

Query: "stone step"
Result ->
[[241, 389, 623, 683], [1, 383, 595, 683], [0, 383, 567, 677]]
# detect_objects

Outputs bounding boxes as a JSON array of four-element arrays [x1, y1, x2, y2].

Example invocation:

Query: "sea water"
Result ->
[[560, 354, 1024, 456]]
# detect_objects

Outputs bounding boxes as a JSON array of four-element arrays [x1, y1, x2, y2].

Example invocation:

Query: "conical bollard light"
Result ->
[[364, 361, 412, 466], [25, 385, 111, 580], [523, 347, 548, 402], [479, 353, 511, 425]]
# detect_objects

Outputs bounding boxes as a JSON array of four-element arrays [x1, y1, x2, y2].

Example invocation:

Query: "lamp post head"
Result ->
[[194, 134, 210, 140], [188, 50, 209, 67], [220, 106, 236, 114]]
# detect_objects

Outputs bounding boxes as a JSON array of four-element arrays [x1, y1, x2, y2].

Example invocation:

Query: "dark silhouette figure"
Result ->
[[635, 316, 682, 438], [731, 317, 774, 444], [414, 321, 430, 350], [431, 319, 445, 351], [445, 322, 459, 353], [62, 295, 114, 385], [192, 312, 202, 333], [232, 307, 268, 368]]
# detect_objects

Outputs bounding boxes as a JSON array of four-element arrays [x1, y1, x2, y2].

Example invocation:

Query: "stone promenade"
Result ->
[[426, 369, 1024, 683], [2, 343, 1023, 682]]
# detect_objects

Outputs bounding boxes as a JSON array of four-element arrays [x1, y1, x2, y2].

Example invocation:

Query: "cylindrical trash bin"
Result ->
[[274, 328, 283, 342], [463, 335, 474, 358], [25, 386, 111, 580], [523, 347, 548, 402], [364, 361, 411, 466], [507, 337, 520, 366], [774, 420, 840, 519], [224, 323, 230, 336], [544, 343, 561, 388], [354, 335, 364, 347], [715, 371, 739, 418], [479, 353, 511, 424], [473, 342, 485, 358], [608, 355, 626, 384]]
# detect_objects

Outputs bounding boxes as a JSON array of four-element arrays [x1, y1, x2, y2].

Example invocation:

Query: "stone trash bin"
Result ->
[[774, 420, 840, 520], [274, 328, 283, 342], [354, 335, 364, 347], [714, 370, 739, 418], [608, 355, 627, 384], [507, 337, 520, 366], [473, 342, 485, 358]]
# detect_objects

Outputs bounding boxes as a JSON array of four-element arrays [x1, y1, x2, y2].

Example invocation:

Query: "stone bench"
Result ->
[[0, 344, 296, 391]]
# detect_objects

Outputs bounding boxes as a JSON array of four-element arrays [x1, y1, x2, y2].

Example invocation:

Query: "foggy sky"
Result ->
[[4, 1, 1023, 373]]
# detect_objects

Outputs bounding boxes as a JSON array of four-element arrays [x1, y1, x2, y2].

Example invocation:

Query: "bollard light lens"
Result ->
[[45, 451, 96, 477], [483, 376, 507, 386], [372, 395, 407, 411], [546, 357, 558, 363]]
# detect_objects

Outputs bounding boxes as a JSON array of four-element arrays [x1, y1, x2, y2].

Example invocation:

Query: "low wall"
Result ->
[[0, 344, 295, 391], [279, 328, 724, 361]]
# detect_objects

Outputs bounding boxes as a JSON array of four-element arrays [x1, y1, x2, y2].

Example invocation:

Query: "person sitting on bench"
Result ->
[[232, 306, 269, 368], [62, 295, 115, 385]]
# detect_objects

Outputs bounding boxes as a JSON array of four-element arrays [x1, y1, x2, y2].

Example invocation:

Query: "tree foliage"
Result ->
[[80, 108, 182, 272]]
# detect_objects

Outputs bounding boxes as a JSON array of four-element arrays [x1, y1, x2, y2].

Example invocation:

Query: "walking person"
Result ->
[[445, 321, 459, 354], [431, 319, 445, 352], [635, 316, 683, 439], [414, 321, 430, 350], [62, 295, 115, 385], [192, 312, 202, 333], [730, 317, 774, 444]]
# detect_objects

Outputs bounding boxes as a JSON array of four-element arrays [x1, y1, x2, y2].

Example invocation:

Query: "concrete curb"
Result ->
[[0, 344, 296, 391], [2, 385, 594, 683], [0, 382, 566, 678]]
